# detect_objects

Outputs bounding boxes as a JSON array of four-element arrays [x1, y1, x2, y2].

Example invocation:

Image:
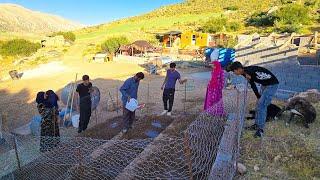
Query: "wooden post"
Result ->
[[95, 109, 98, 125], [13, 136, 21, 170], [69, 73, 78, 119], [0, 113, 3, 140], [314, 31, 318, 48], [147, 82, 150, 114], [75, 146, 84, 178], [184, 133, 193, 180], [184, 83, 187, 114], [116, 86, 119, 114], [63, 82, 72, 124]]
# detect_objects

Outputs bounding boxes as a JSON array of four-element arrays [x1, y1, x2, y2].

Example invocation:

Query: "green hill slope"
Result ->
[[75, 0, 319, 43]]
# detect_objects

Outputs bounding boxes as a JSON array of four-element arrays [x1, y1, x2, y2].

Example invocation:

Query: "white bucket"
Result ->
[[71, 114, 80, 128], [125, 98, 139, 112]]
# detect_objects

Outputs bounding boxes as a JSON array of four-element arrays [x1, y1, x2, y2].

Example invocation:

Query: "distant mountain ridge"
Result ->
[[0, 3, 83, 34]]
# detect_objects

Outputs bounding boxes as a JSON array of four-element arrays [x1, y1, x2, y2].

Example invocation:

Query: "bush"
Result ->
[[247, 12, 276, 27], [224, 6, 239, 11], [274, 4, 311, 25], [304, 0, 317, 7], [101, 36, 129, 55], [200, 16, 243, 33], [227, 21, 242, 31], [274, 21, 301, 33], [0, 39, 41, 56], [201, 17, 227, 33], [216, 36, 237, 48], [52, 31, 76, 42]]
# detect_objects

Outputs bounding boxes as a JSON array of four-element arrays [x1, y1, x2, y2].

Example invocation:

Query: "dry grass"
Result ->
[[236, 97, 320, 179]]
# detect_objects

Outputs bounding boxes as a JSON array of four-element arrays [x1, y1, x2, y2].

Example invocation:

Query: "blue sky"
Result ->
[[0, 0, 183, 25]]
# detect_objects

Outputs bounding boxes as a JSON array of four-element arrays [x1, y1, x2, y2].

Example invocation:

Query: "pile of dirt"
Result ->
[[79, 116, 124, 140], [163, 114, 198, 137], [122, 115, 174, 140]]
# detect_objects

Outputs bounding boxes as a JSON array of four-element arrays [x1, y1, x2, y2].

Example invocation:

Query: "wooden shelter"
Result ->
[[119, 40, 156, 56]]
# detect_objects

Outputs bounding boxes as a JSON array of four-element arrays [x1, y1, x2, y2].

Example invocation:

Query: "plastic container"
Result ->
[[71, 114, 80, 128], [125, 98, 139, 112]]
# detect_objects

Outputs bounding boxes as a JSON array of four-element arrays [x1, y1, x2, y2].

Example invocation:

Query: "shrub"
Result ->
[[101, 36, 129, 55], [201, 17, 227, 33], [304, 0, 317, 7], [200, 16, 243, 33], [216, 36, 237, 48], [224, 6, 239, 11], [274, 4, 311, 25], [227, 21, 243, 32], [247, 12, 276, 27], [274, 21, 301, 33], [0, 39, 41, 56], [52, 31, 76, 42]]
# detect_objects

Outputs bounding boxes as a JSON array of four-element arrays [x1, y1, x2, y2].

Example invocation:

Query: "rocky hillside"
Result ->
[[0, 3, 83, 33]]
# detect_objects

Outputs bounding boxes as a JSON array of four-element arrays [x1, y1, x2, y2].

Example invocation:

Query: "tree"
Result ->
[[201, 17, 227, 33], [101, 36, 129, 56], [0, 39, 41, 56], [52, 31, 76, 42]]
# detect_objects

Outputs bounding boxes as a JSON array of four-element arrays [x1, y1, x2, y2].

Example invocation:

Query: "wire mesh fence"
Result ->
[[1, 81, 248, 180]]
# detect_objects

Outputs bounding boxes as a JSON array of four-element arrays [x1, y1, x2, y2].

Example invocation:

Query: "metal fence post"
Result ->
[[184, 132, 193, 180], [184, 83, 187, 114], [147, 82, 150, 114], [13, 135, 21, 170]]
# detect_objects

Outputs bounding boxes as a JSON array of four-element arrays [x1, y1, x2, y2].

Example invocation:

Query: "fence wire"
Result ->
[[1, 84, 248, 180]]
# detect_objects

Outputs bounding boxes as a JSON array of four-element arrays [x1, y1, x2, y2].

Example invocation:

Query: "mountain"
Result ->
[[0, 3, 83, 34]]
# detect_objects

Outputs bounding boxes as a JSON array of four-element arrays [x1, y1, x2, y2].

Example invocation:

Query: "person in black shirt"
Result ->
[[76, 75, 93, 133], [229, 61, 279, 138]]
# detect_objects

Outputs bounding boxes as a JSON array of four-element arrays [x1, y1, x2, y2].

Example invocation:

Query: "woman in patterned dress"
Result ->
[[36, 91, 60, 152]]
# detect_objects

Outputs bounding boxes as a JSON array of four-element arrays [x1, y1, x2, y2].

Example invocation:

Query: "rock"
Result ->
[[13, 122, 31, 135], [274, 155, 281, 162], [30, 115, 42, 136], [292, 89, 320, 104], [237, 163, 247, 175], [262, 177, 269, 180], [179, 62, 190, 69], [254, 165, 260, 172]]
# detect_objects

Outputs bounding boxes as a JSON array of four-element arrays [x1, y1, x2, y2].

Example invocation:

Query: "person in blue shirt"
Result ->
[[161, 63, 187, 116], [120, 72, 145, 133]]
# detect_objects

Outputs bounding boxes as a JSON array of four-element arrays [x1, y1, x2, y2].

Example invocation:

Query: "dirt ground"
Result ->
[[0, 52, 209, 132]]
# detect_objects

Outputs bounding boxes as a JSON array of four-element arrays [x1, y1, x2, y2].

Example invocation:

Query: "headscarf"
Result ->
[[208, 61, 223, 89], [36, 91, 53, 108], [46, 90, 59, 109]]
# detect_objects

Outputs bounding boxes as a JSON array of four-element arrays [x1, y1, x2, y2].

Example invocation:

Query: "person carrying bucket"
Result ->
[[120, 72, 145, 133]]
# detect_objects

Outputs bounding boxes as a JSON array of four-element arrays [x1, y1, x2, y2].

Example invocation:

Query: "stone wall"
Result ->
[[235, 42, 320, 100]]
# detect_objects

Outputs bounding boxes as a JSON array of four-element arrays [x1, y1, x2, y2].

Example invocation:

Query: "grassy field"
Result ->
[[75, 13, 216, 42], [237, 98, 320, 179]]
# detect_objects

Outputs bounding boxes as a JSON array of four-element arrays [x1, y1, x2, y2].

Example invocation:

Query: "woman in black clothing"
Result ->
[[36, 91, 60, 152]]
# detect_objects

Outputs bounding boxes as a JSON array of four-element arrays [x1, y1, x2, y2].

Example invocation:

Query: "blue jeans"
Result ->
[[255, 84, 278, 129]]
